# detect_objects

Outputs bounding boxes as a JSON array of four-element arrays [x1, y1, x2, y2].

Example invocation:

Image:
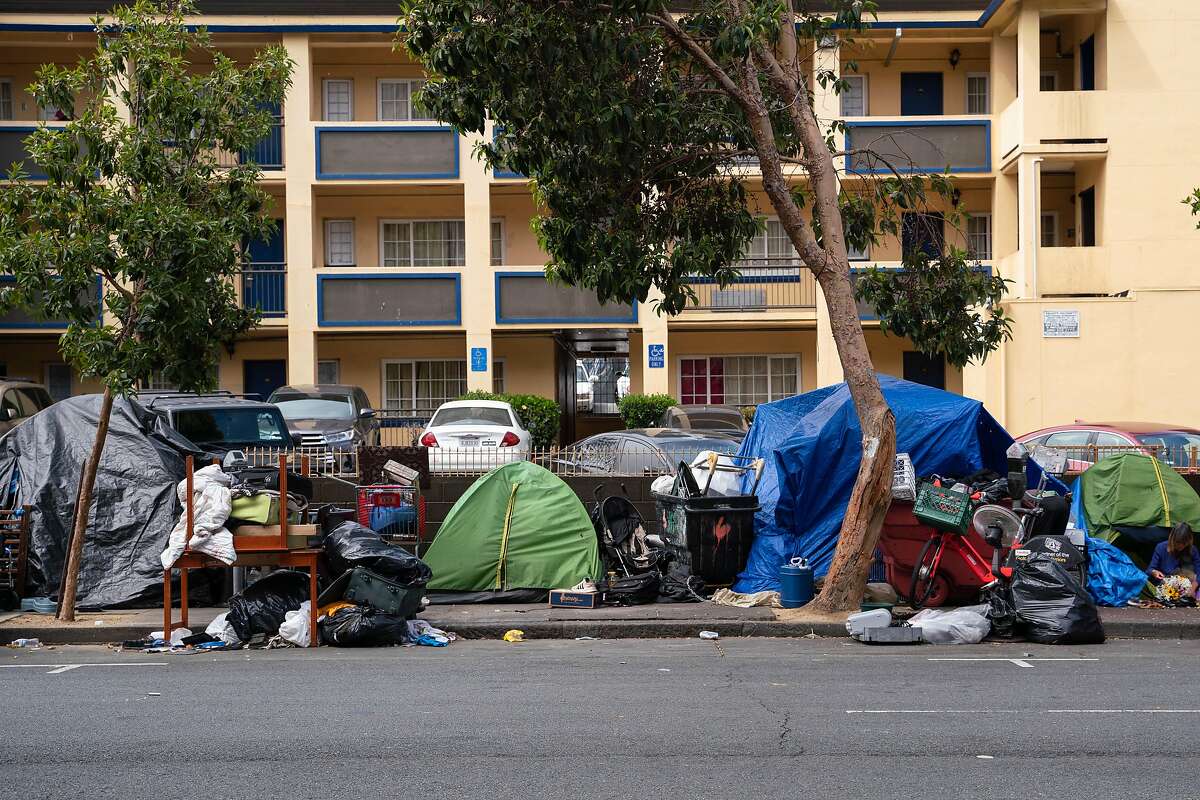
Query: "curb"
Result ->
[[7, 616, 1197, 645]]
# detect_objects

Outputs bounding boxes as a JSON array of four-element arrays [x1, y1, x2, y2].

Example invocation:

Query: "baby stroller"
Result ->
[[591, 485, 663, 576]]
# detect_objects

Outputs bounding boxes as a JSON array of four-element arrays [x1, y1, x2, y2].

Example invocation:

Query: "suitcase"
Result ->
[[318, 566, 424, 618]]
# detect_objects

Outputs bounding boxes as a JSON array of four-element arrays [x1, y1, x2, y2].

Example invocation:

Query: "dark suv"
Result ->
[[266, 384, 379, 450], [0, 378, 54, 436], [137, 391, 290, 455]]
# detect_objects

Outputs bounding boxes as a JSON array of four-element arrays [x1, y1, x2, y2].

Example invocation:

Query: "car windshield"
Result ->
[[681, 411, 747, 431], [1137, 432, 1200, 464], [271, 395, 354, 421], [431, 406, 511, 427], [174, 408, 289, 446]]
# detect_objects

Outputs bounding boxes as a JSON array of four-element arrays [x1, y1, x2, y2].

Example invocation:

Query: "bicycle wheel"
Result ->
[[908, 535, 946, 609]]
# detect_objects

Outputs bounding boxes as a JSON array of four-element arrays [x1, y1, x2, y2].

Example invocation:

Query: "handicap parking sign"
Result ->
[[470, 347, 488, 372], [648, 344, 665, 368]]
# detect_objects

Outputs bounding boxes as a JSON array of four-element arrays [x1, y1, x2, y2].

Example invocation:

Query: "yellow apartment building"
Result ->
[[0, 0, 1196, 442]]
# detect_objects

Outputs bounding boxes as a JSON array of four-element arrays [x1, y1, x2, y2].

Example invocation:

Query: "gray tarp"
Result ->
[[0, 395, 201, 609]]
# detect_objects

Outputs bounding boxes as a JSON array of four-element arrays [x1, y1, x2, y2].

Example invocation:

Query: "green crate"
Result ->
[[913, 482, 973, 533]]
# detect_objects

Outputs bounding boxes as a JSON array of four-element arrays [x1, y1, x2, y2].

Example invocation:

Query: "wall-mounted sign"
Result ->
[[1042, 309, 1080, 338], [647, 344, 665, 368], [470, 346, 488, 371]]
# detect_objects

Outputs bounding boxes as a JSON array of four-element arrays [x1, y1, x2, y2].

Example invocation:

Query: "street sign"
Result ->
[[1042, 310, 1080, 338], [648, 344, 665, 368], [470, 346, 488, 371]]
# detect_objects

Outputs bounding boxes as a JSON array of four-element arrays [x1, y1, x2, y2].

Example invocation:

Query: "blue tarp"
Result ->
[[1085, 536, 1147, 606], [733, 375, 1055, 594]]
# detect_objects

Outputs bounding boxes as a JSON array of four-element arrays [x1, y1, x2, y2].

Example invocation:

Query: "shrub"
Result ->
[[618, 393, 677, 429], [456, 390, 560, 448]]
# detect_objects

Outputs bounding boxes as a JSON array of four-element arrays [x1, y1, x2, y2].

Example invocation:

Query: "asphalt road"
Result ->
[[2, 637, 1195, 799]]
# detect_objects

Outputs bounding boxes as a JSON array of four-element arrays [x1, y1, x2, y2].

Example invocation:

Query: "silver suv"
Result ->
[[0, 378, 54, 435]]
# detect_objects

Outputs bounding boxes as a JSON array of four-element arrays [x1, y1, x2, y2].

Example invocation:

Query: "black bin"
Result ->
[[653, 492, 759, 586]]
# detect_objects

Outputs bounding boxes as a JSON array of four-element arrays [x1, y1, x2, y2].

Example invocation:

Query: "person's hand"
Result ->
[[1150, 569, 1166, 581]]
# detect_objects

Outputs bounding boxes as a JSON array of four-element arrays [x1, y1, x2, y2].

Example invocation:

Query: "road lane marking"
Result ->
[[928, 657, 1098, 669], [0, 662, 167, 674], [847, 709, 1200, 714]]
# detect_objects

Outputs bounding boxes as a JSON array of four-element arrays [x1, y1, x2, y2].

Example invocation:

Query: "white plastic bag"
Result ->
[[161, 465, 236, 568], [688, 451, 742, 497], [650, 474, 676, 496], [205, 612, 242, 645], [277, 601, 312, 647], [908, 604, 991, 645]]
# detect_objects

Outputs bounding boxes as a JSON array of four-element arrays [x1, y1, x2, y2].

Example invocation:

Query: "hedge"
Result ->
[[618, 393, 677, 429]]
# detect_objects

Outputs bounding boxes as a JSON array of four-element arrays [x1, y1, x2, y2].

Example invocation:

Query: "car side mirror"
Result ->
[[360, 408, 376, 419], [2, 407, 16, 421]]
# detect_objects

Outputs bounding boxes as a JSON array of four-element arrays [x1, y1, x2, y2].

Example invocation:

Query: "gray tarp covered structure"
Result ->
[[0, 395, 201, 609]]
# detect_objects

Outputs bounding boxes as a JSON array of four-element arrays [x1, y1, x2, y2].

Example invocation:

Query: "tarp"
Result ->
[[0, 395, 201, 609], [422, 461, 602, 594], [732, 375, 1056, 594], [1085, 536, 1148, 606]]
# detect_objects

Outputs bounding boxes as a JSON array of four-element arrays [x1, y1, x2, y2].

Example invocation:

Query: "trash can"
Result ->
[[653, 492, 759, 586]]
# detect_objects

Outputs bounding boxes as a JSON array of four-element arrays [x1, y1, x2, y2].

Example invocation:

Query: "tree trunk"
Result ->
[[806, 269, 897, 614], [56, 387, 115, 622]]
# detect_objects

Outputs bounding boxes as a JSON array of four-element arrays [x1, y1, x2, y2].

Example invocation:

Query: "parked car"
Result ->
[[658, 404, 749, 439], [553, 428, 743, 476], [137, 391, 290, 456], [0, 378, 54, 436], [576, 363, 594, 413], [419, 399, 532, 473], [267, 384, 379, 449], [1018, 422, 1200, 471]]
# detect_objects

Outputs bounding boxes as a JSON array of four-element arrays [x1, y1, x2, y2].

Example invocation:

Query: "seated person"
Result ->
[[1148, 522, 1200, 598]]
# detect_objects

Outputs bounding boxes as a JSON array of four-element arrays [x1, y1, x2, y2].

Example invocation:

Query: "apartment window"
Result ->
[[45, 363, 72, 403], [325, 219, 355, 266], [377, 79, 433, 121], [1040, 211, 1058, 247], [1039, 72, 1058, 92], [679, 355, 799, 406], [323, 79, 353, 121], [490, 220, 504, 266], [847, 239, 870, 261], [317, 360, 341, 384], [382, 359, 467, 414], [380, 220, 465, 267], [966, 73, 990, 114], [740, 219, 799, 269], [0, 80, 12, 120], [840, 74, 867, 117], [142, 372, 177, 391], [492, 360, 506, 394], [967, 213, 992, 260]]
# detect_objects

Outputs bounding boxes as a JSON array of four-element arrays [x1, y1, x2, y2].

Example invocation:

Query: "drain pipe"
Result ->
[[1031, 156, 1044, 298], [884, 27, 902, 67]]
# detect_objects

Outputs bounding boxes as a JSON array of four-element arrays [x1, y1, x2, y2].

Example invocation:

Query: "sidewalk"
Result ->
[[3, 603, 1199, 644]]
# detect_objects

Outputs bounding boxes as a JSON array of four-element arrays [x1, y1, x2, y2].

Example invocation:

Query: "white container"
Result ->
[[845, 608, 892, 638]]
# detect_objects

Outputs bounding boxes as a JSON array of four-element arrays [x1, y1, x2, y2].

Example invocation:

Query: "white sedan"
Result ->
[[419, 399, 532, 473]]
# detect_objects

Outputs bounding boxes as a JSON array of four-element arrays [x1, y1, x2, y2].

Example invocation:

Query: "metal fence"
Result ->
[[241, 446, 359, 479], [1041, 444, 1200, 474], [685, 258, 818, 311], [215, 118, 285, 170], [240, 265, 286, 317]]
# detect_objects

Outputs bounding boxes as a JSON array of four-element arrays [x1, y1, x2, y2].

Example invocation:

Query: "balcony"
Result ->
[[1036, 246, 1112, 296], [217, 118, 285, 171], [684, 259, 817, 312], [0, 122, 67, 179], [315, 125, 459, 181], [844, 118, 991, 175], [0, 275, 102, 329], [317, 273, 461, 327], [240, 265, 286, 319], [998, 91, 1107, 161]]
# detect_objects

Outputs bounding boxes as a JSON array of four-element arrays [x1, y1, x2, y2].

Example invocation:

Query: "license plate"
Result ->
[[481, 440, 497, 448], [459, 438, 480, 448]]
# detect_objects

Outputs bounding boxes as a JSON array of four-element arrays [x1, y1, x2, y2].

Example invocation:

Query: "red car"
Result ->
[[1017, 422, 1200, 471]]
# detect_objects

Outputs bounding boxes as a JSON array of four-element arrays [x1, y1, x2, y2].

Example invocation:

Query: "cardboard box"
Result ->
[[232, 523, 319, 550], [549, 589, 600, 609]]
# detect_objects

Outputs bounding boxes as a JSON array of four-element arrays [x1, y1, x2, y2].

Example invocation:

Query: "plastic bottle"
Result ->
[[10, 638, 41, 648]]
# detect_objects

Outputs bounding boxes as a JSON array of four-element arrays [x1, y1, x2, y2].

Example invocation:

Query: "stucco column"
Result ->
[[1016, 153, 1042, 297], [1016, 4, 1041, 104], [639, 289, 670, 395], [462, 129, 494, 391], [282, 33, 317, 384], [812, 37, 844, 388], [815, 292, 844, 387]]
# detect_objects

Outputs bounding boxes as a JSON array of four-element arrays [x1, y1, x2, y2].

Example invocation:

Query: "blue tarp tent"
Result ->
[[733, 375, 1051, 594]]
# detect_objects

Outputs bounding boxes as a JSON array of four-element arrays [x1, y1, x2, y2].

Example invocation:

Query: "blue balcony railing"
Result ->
[[240, 264, 286, 317]]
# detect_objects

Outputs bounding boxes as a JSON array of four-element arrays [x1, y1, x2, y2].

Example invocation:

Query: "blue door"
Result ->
[[244, 220, 285, 317], [244, 359, 287, 402], [900, 73, 944, 116], [240, 102, 283, 169], [1079, 36, 1095, 91]]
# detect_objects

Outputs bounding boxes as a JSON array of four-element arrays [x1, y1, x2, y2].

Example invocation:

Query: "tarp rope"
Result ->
[[1150, 456, 1172, 527], [494, 482, 520, 590]]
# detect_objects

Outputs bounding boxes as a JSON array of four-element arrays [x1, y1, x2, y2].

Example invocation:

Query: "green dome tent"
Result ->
[[1077, 453, 1200, 566], [423, 461, 602, 598]]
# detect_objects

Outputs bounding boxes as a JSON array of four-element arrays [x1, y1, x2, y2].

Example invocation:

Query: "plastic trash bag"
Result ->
[[161, 465, 235, 568], [1011, 557, 1106, 645], [984, 585, 1017, 639], [323, 521, 432, 587], [908, 604, 991, 644], [650, 474, 676, 496], [227, 570, 310, 642], [1086, 536, 1149, 607], [278, 601, 312, 647], [205, 611, 241, 645], [318, 604, 409, 647], [688, 451, 742, 497]]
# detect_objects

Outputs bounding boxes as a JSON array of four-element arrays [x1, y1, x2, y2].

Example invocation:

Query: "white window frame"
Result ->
[[676, 354, 801, 406], [966, 212, 992, 260], [378, 218, 466, 267], [840, 74, 868, 117], [965, 72, 990, 115], [317, 359, 341, 384], [490, 218, 505, 267], [376, 78, 432, 121], [1040, 211, 1059, 248], [380, 358, 506, 413], [1039, 71, 1058, 92], [739, 217, 801, 271], [324, 219, 356, 266], [322, 78, 354, 121], [491, 357, 507, 394], [0, 79, 12, 121]]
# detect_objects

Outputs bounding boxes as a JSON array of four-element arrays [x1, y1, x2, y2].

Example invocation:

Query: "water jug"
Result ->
[[779, 557, 813, 608]]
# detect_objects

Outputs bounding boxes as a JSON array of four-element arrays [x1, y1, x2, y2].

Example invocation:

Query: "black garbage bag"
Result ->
[[227, 570, 310, 642], [984, 584, 1017, 639], [1011, 557, 1105, 645], [601, 572, 661, 606], [323, 521, 431, 587], [319, 604, 409, 647]]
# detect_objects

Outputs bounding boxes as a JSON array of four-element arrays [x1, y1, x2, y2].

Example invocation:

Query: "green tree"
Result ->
[[400, 0, 1009, 611], [0, 0, 292, 620]]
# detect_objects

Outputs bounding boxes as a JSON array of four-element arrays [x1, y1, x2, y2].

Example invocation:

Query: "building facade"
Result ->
[[1, 0, 1196, 441]]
